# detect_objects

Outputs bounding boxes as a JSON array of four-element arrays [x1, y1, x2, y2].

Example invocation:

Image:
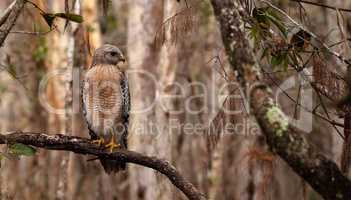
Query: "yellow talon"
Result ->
[[92, 137, 104, 146], [105, 135, 120, 153]]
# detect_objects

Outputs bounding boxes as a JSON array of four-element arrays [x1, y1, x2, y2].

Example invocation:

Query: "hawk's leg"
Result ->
[[105, 134, 120, 153], [92, 137, 105, 146]]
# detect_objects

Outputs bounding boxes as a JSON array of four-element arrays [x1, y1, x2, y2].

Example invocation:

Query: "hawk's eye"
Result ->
[[110, 52, 118, 56]]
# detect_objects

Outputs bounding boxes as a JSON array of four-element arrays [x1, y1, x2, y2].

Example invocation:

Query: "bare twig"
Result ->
[[263, 68, 345, 130], [329, 38, 351, 48], [6, 28, 55, 36], [154, 5, 195, 47], [0, 132, 206, 200], [24, 0, 45, 14], [290, 0, 351, 13], [0, 0, 26, 46], [261, 0, 351, 67]]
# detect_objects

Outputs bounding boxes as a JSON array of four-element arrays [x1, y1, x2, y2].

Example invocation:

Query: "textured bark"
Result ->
[[339, 0, 351, 176], [0, 1, 15, 27], [209, 0, 351, 199], [0, 0, 24, 46], [0, 132, 206, 200], [341, 113, 351, 174]]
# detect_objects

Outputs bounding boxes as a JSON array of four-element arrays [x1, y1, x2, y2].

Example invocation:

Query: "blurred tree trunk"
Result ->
[[156, 0, 187, 199], [70, 11, 94, 200], [0, 0, 46, 199], [45, 1, 72, 199], [308, 2, 338, 199], [64, 1, 82, 200], [82, 0, 101, 66], [127, 0, 166, 199], [18, 1, 48, 198]]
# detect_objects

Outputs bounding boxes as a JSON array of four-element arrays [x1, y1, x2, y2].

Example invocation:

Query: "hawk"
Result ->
[[82, 44, 130, 173]]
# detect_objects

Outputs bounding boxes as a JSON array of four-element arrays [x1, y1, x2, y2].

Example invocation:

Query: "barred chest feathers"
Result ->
[[83, 64, 124, 136]]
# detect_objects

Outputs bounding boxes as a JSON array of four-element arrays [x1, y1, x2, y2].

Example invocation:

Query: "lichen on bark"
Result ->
[[265, 106, 289, 137]]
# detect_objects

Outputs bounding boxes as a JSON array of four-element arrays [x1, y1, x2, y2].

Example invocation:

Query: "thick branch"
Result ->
[[0, 132, 206, 200], [0, 1, 16, 26], [0, 0, 25, 46], [210, 0, 351, 199]]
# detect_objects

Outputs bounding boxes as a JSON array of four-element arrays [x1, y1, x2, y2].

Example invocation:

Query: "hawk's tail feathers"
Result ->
[[100, 159, 126, 174]]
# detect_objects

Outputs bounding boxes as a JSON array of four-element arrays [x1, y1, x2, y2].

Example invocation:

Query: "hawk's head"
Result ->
[[92, 44, 125, 66]]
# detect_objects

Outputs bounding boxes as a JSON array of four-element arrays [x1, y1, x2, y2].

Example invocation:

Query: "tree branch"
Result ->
[[209, 0, 351, 199], [0, 0, 25, 46], [290, 0, 351, 13], [0, 131, 206, 200], [0, 0, 16, 26]]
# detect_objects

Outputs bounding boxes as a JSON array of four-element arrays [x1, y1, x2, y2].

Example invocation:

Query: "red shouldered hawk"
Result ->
[[82, 44, 130, 173]]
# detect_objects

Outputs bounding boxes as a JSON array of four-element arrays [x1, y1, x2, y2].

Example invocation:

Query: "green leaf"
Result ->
[[9, 143, 37, 156], [282, 57, 289, 70], [271, 51, 289, 69], [249, 24, 259, 42], [41, 12, 83, 28], [54, 13, 83, 23], [264, 10, 287, 38], [260, 47, 269, 60], [271, 55, 282, 66], [7, 63, 16, 77], [41, 13, 56, 28], [268, 16, 287, 38], [252, 7, 270, 24], [33, 39, 48, 62], [0, 84, 6, 94]]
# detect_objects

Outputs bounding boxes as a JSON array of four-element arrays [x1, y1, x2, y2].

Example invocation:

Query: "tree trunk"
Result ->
[[127, 0, 167, 199], [209, 0, 351, 199], [45, 1, 75, 199], [0, 0, 46, 199]]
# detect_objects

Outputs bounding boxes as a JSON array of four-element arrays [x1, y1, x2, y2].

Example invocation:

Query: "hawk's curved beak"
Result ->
[[120, 57, 126, 63]]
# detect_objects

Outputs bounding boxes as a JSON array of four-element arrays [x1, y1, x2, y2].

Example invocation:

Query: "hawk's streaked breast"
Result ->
[[83, 64, 123, 135]]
